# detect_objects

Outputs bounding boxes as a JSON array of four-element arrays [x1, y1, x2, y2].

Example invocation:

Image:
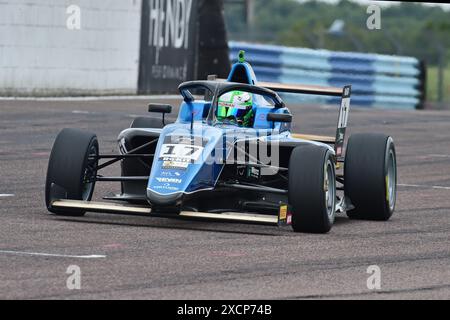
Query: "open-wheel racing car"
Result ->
[[45, 51, 397, 233]]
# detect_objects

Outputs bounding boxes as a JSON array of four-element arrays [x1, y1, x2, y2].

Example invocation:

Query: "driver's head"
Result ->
[[217, 90, 253, 127]]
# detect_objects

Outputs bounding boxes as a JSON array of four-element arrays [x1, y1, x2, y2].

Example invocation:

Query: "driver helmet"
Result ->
[[217, 90, 254, 127]]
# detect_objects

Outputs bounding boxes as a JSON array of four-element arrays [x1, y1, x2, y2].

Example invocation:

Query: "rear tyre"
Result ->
[[288, 145, 336, 233], [45, 128, 99, 216], [344, 133, 397, 220]]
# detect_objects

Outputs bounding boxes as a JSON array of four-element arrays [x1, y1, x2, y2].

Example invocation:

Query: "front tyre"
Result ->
[[344, 133, 397, 220], [288, 145, 336, 233], [45, 128, 99, 216]]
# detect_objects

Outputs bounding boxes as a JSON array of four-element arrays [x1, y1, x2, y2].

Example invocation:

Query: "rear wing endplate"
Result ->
[[335, 85, 351, 158]]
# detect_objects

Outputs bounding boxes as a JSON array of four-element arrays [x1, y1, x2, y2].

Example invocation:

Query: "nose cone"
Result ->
[[146, 123, 225, 207], [146, 188, 183, 206]]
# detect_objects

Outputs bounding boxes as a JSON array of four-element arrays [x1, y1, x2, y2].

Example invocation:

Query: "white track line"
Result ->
[[398, 183, 450, 190], [0, 194, 14, 197], [71, 110, 92, 114], [427, 154, 450, 158], [0, 250, 106, 259]]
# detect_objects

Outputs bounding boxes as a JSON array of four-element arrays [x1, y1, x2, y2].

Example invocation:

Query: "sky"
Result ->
[[297, 0, 450, 11]]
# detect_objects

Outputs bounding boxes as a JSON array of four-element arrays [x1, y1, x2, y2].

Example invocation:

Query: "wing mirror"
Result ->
[[267, 113, 292, 123], [148, 103, 172, 125]]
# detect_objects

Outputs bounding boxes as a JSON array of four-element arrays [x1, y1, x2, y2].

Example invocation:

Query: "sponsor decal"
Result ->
[[162, 160, 189, 170], [279, 204, 288, 220], [159, 144, 204, 163], [153, 185, 179, 191], [338, 98, 350, 128], [160, 170, 183, 177], [236, 165, 260, 179], [156, 177, 182, 184], [148, 0, 193, 51], [249, 166, 260, 179], [286, 213, 292, 225]]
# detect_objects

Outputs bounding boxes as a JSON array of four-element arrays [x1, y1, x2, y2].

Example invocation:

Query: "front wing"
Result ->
[[51, 200, 291, 226]]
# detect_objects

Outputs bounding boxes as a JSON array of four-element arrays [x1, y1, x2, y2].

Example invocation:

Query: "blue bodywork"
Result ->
[[144, 60, 334, 206]]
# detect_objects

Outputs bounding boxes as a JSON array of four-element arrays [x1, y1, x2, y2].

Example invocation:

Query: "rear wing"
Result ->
[[254, 81, 351, 158], [258, 81, 343, 97]]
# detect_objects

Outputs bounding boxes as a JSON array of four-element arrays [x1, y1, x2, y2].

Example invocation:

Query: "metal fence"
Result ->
[[229, 41, 426, 109]]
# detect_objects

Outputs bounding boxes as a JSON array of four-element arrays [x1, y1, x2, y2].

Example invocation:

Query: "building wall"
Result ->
[[0, 0, 142, 96]]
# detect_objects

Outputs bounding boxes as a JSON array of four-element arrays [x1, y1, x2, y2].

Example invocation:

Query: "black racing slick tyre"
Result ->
[[344, 133, 397, 220], [45, 128, 99, 216], [288, 145, 336, 233], [130, 116, 164, 129]]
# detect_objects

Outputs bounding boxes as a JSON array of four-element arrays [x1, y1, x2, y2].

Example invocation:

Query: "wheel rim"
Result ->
[[82, 144, 98, 200], [386, 148, 396, 211], [324, 159, 336, 221]]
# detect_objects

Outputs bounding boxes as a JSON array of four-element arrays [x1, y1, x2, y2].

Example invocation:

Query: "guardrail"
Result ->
[[229, 41, 426, 109]]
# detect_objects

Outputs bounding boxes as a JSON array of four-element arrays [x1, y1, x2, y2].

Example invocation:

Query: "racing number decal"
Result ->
[[184, 146, 199, 156], [160, 144, 203, 162], [162, 145, 176, 156]]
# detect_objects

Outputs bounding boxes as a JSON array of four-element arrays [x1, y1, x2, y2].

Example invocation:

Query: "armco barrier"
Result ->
[[229, 41, 425, 109]]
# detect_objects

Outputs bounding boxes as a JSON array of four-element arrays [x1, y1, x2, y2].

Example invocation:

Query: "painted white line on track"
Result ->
[[0, 95, 181, 102], [71, 110, 92, 114], [0, 250, 106, 259], [427, 154, 450, 158], [398, 184, 450, 190], [0, 194, 14, 197]]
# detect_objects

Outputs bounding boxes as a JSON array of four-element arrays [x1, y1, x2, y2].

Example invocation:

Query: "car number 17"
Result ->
[[159, 144, 204, 162]]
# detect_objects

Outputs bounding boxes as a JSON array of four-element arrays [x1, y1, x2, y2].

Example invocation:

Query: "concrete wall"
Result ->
[[0, 0, 142, 96]]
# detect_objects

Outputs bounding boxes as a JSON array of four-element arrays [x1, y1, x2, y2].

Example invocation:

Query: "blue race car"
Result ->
[[45, 51, 397, 233]]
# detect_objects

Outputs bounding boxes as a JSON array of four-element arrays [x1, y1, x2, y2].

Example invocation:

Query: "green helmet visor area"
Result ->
[[216, 91, 253, 126]]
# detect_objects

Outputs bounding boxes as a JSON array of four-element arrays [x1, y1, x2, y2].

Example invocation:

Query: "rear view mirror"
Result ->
[[148, 103, 172, 126], [148, 103, 172, 114], [267, 113, 292, 123]]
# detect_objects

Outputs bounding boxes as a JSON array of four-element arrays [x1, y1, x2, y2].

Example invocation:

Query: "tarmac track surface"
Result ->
[[0, 97, 449, 299]]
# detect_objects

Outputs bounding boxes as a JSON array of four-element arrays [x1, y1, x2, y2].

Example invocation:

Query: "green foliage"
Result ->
[[224, 0, 450, 64], [427, 66, 450, 102], [224, 0, 450, 102]]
